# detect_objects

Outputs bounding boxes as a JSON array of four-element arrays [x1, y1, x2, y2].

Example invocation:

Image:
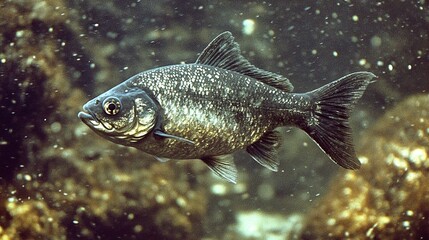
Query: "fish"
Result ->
[[78, 31, 376, 183]]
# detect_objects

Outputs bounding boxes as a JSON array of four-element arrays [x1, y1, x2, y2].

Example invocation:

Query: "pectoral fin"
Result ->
[[201, 155, 237, 184], [153, 129, 195, 145]]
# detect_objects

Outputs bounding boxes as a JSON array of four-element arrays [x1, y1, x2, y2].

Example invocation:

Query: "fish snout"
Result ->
[[78, 103, 101, 127], [77, 111, 93, 120]]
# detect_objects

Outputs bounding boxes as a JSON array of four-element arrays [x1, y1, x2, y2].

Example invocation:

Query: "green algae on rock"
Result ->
[[0, 197, 66, 240], [0, 0, 73, 181], [301, 94, 429, 239]]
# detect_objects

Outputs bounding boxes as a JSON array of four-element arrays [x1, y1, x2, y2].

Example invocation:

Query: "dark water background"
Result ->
[[0, 0, 428, 239]]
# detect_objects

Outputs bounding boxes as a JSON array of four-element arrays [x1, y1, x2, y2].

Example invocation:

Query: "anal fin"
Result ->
[[201, 155, 237, 184], [246, 130, 280, 172]]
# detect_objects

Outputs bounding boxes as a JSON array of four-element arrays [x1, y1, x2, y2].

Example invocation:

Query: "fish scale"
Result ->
[[78, 31, 376, 183]]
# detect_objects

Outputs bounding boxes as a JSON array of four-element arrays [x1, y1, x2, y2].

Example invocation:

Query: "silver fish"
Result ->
[[78, 31, 376, 183]]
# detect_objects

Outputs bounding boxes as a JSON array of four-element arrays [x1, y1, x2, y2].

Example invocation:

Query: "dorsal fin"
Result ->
[[195, 31, 293, 92]]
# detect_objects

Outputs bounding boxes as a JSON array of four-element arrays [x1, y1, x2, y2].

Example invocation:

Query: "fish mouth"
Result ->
[[78, 109, 100, 128], [78, 107, 115, 132]]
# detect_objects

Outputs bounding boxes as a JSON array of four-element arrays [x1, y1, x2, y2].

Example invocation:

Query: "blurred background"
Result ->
[[0, 0, 428, 239]]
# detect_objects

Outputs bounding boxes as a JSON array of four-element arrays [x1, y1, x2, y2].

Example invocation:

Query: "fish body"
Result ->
[[79, 32, 376, 183], [123, 64, 305, 158]]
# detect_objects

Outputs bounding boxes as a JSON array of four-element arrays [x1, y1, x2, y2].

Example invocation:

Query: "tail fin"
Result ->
[[302, 72, 376, 169]]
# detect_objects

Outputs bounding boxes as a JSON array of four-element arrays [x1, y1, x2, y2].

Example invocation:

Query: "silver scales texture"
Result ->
[[127, 64, 308, 159]]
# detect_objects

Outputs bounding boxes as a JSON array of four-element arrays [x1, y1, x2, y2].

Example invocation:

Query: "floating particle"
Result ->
[[24, 174, 32, 181], [370, 36, 382, 47], [50, 122, 62, 133], [211, 183, 227, 195], [242, 19, 256, 35], [402, 221, 410, 229], [327, 218, 336, 226], [155, 194, 165, 203], [16, 30, 24, 37], [409, 148, 426, 165], [176, 197, 187, 207], [134, 225, 143, 233]]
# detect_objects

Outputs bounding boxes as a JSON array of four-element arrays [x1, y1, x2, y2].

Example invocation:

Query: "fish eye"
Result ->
[[103, 97, 121, 115]]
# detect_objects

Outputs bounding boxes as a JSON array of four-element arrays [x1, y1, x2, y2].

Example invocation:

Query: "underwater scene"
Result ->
[[0, 0, 428, 239]]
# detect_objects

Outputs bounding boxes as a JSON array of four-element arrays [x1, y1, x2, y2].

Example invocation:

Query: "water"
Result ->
[[0, 0, 428, 239]]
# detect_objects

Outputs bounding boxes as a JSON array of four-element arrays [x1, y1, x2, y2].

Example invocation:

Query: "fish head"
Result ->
[[78, 85, 158, 144]]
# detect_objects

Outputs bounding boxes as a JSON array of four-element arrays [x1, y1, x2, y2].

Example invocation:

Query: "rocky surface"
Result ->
[[301, 94, 429, 239]]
